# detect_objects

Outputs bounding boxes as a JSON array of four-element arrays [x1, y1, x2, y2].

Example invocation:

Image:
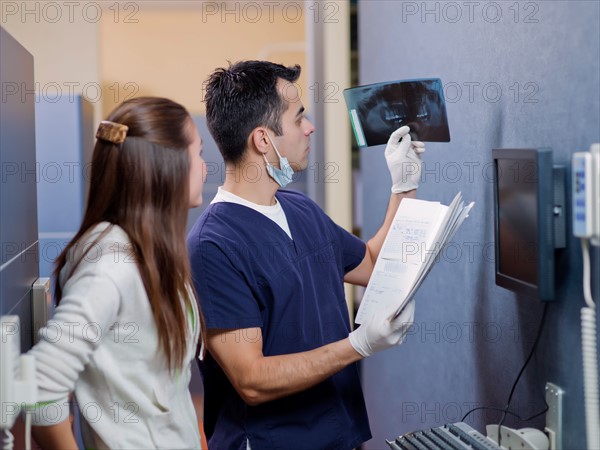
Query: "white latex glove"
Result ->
[[385, 126, 426, 193], [349, 299, 416, 358]]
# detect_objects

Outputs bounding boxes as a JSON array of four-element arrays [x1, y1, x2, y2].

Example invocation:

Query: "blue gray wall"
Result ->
[[36, 96, 93, 286], [358, 2, 599, 449], [0, 27, 38, 351]]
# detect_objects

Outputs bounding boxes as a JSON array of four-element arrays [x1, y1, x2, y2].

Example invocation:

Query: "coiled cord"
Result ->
[[2, 429, 14, 450], [581, 239, 599, 450]]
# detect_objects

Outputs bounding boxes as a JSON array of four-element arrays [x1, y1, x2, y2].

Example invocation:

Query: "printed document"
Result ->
[[355, 192, 474, 324]]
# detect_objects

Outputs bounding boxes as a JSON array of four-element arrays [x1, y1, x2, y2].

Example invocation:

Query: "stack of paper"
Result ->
[[355, 192, 474, 323]]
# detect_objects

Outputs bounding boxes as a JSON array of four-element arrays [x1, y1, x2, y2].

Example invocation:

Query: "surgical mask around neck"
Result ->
[[264, 133, 294, 188]]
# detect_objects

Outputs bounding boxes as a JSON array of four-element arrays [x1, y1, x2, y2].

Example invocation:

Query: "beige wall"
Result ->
[[317, 1, 354, 312], [322, 1, 351, 233], [2, 0, 350, 230], [2, 1, 306, 120], [2, 3, 101, 119], [99, 4, 306, 117]]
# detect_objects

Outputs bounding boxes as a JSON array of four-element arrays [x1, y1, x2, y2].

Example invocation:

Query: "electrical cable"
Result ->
[[461, 402, 548, 423], [521, 403, 550, 422], [461, 406, 521, 422], [497, 302, 549, 448], [460, 303, 550, 445]]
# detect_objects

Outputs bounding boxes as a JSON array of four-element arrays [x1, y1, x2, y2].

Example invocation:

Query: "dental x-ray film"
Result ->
[[343, 78, 450, 147]]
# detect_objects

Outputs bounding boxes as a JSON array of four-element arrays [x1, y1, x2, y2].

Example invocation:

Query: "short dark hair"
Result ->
[[204, 60, 301, 165]]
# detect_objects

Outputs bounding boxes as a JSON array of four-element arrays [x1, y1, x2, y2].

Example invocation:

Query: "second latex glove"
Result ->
[[385, 126, 426, 193], [348, 299, 416, 358]]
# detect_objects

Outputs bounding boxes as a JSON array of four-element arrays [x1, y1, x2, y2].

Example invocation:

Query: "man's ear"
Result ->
[[249, 128, 270, 156]]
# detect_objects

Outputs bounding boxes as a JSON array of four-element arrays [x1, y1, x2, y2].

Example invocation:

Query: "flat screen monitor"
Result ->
[[492, 148, 558, 301]]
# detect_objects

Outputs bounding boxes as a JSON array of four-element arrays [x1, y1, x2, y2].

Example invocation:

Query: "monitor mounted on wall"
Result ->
[[492, 148, 566, 301]]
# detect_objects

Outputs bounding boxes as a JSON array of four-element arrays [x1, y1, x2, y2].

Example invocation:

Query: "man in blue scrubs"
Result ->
[[188, 61, 425, 450]]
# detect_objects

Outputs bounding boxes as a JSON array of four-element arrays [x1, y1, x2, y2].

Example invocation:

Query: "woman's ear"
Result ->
[[249, 127, 270, 156]]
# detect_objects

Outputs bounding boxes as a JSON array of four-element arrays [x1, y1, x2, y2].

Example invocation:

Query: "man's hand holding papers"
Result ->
[[356, 193, 475, 324]]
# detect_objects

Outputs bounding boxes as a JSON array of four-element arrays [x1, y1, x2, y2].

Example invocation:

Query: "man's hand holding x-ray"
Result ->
[[385, 125, 426, 193], [348, 125, 425, 358]]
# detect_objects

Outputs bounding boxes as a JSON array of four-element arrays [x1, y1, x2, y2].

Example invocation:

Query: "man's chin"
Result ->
[[291, 165, 306, 173], [291, 158, 310, 172]]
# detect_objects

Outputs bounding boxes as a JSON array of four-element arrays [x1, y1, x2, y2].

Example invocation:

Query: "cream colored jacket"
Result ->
[[28, 223, 202, 449]]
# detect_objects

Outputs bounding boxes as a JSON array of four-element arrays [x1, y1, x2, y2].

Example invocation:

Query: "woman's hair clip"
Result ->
[[96, 121, 129, 145]]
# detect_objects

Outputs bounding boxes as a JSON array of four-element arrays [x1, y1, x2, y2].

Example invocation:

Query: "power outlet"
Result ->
[[545, 382, 564, 450]]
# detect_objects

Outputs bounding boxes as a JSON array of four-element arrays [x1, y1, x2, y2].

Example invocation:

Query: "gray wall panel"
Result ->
[[358, 2, 599, 449], [0, 28, 38, 265], [0, 27, 38, 351], [0, 241, 38, 350]]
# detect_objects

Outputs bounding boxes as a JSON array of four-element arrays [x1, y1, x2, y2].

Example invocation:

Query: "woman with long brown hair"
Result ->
[[27, 97, 206, 449]]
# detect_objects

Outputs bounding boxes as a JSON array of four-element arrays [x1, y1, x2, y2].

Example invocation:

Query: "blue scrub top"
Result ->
[[188, 190, 372, 450]]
